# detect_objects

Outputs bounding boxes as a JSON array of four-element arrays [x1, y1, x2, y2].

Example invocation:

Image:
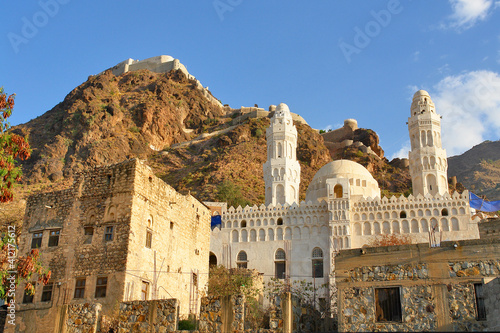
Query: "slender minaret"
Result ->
[[408, 90, 448, 196], [263, 103, 301, 205]]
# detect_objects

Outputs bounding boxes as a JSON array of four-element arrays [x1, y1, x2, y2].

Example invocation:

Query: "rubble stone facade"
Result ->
[[9, 159, 210, 333], [336, 239, 500, 332]]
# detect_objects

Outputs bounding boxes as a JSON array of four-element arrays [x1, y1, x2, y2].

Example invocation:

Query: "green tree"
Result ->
[[216, 180, 252, 208], [207, 265, 259, 298], [0, 88, 31, 202]]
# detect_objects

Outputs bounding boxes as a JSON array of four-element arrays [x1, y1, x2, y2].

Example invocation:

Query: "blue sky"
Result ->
[[2, 0, 500, 159]]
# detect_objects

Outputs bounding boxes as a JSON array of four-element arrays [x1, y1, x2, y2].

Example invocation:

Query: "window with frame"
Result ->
[[41, 283, 54, 302], [236, 251, 248, 269], [375, 287, 402, 322], [95, 277, 107, 298], [74, 278, 86, 299], [23, 284, 34, 304], [275, 249, 286, 279], [104, 226, 114, 242], [84, 226, 94, 244], [48, 230, 60, 247], [31, 232, 43, 249], [141, 281, 149, 301], [312, 247, 324, 278], [474, 283, 486, 321]]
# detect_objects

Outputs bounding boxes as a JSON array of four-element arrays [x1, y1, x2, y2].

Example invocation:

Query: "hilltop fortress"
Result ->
[[102, 55, 223, 107]]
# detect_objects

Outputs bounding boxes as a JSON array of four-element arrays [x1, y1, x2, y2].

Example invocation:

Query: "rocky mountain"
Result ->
[[448, 140, 500, 201], [9, 66, 498, 210]]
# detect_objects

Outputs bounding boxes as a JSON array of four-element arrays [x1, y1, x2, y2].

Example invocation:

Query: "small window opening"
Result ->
[[41, 283, 54, 302], [146, 230, 152, 248], [104, 226, 114, 242], [74, 278, 86, 299], [31, 232, 43, 249], [48, 230, 60, 247], [474, 283, 487, 321], [441, 208, 448, 216], [375, 287, 402, 322], [141, 281, 149, 300], [95, 277, 107, 298], [400, 211, 407, 219], [277, 218, 283, 226], [84, 226, 94, 244], [23, 284, 34, 304]]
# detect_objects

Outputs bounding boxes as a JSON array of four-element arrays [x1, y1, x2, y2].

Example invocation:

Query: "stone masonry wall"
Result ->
[[126, 160, 211, 317], [117, 299, 178, 333], [336, 241, 500, 332], [66, 303, 102, 333], [448, 283, 486, 331], [484, 277, 500, 332], [11, 158, 211, 333], [199, 296, 223, 332], [342, 285, 436, 332], [347, 263, 429, 282]]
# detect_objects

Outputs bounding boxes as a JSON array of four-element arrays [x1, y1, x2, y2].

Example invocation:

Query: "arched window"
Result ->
[[237, 251, 247, 269], [277, 218, 283, 226], [209, 252, 217, 267], [275, 249, 286, 279], [441, 208, 448, 216], [241, 220, 247, 228], [312, 248, 324, 278], [400, 211, 407, 219], [334, 185, 343, 198]]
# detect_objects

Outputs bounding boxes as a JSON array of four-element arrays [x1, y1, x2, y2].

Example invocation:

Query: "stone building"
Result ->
[[10, 159, 210, 333], [335, 239, 500, 331], [208, 91, 480, 305]]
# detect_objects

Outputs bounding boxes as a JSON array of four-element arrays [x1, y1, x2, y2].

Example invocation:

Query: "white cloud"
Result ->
[[390, 140, 411, 160], [432, 70, 500, 156], [445, 0, 494, 30]]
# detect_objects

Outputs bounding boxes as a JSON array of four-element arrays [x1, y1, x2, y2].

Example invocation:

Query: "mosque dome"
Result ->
[[413, 90, 430, 99], [305, 160, 380, 202]]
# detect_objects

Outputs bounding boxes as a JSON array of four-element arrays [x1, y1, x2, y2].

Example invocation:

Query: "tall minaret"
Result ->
[[263, 103, 301, 206], [408, 90, 448, 196]]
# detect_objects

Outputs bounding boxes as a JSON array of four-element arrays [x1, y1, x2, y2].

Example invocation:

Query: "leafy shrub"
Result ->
[[178, 318, 197, 330]]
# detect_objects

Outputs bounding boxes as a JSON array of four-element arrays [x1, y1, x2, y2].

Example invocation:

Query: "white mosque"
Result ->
[[207, 90, 479, 291]]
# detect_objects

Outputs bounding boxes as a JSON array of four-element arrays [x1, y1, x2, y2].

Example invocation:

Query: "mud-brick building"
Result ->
[[11, 159, 211, 333], [335, 239, 500, 332]]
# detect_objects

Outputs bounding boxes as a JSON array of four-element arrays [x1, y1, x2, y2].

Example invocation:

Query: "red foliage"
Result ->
[[368, 233, 412, 247], [0, 87, 31, 202]]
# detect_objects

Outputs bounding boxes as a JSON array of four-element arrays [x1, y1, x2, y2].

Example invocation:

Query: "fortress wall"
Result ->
[[322, 126, 354, 143]]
